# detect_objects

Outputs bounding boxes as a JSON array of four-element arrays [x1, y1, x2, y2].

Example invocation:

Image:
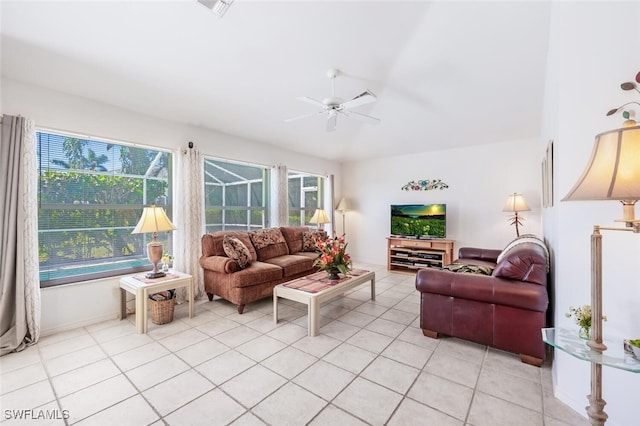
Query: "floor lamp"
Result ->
[[563, 118, 640, 426], [336, 198, 348, 235]]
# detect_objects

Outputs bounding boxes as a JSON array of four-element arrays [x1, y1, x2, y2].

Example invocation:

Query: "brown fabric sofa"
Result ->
[[200, 226, 323, 313], [415, 236, 549, 366]]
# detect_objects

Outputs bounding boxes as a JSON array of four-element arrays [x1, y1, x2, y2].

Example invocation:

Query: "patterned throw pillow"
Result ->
[[441, 263, 494, 275], [222, 235, 251, 269], [248, 228, 286, 250], [302, 230, 328, 252]]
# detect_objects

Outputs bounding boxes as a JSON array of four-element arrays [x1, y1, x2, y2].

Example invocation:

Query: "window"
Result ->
[[288, 171, 324, 226], [37, 130, 172, 286], [204, 158, 270, 233]]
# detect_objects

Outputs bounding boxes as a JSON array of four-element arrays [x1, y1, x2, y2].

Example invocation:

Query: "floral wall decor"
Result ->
[[401, 179, 449, 191]]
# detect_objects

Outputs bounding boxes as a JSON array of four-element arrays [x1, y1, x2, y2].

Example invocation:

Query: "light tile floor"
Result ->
[[0, 264, 590, 426]]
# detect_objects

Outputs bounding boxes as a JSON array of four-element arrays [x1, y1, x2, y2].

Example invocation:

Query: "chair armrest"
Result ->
[[415, 268, 548, 312], [415, 267, 456, 294], [199, 255, 239, 273], [457, 247, 502, 263]]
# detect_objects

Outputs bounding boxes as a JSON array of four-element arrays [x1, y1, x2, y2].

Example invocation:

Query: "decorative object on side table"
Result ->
[[313, 233, 352, 280], [149, 289, 175, 325], [131, 205, 177, 279], [565, 304, 607, 340], [503, 193, 531, 237], [559, 70, 640, 426], [161, 252, 174, 272], [627, 339, 640, 359]]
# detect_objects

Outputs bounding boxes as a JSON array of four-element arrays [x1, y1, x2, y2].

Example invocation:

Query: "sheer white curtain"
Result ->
[[0, 115, 41, 356], [270, 164, 288, 227], [173, 143, 206, 302], [324, 174, 335, 235]]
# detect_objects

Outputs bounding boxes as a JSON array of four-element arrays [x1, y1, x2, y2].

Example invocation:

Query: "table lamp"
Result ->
[[502, 193, 531, 237], [309, 208, 330, 230], [132, 205, 177, 279]]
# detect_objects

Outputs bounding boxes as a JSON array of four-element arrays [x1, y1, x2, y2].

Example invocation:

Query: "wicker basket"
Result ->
[[149, 297, 175, 325]]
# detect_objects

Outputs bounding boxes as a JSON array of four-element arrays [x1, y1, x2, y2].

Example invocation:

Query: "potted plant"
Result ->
[[565, 304, 607, 340], [161, 252, 174, 272], [629, 339, 640, 359], [313, 233, 352, 280]]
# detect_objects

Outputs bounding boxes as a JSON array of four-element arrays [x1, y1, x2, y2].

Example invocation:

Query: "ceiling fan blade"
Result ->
[[341, 90, 377, 110], [342, 110, 380, 125], [284, 110, 324, 123], [326, 113, 337, 132], [297, 96, 324, 108]]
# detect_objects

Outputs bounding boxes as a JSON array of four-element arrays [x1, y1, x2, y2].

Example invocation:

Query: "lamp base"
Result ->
[[145, 271, 167, 279], [146, 240, 165, 279]]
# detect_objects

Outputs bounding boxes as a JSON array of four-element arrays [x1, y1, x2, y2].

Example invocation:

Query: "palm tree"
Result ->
[[51, 137, 108, 171], [85, 148, 108, 171]]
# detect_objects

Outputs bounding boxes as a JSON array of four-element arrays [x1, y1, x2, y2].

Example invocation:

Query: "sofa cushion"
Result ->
[[249, 228, 289, 261], [280, 226, 306, 253], [293, 251, 320, 261], [224, 261, 284, 288], [264, 254, 315, 277], [457, 247, 502, 264], [223, 235, 252, 269], [302, 230, 328, 251]]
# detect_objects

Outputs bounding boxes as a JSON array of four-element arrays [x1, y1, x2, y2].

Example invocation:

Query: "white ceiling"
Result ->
[[1, 0, 551, 161]]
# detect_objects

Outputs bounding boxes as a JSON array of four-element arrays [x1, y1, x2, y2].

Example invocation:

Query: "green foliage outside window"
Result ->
[[37, 131, 171, 285]]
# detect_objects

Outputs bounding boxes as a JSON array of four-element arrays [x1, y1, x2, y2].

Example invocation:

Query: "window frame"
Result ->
[[36, 128, 174, 287], [287, 170, 325, 227]]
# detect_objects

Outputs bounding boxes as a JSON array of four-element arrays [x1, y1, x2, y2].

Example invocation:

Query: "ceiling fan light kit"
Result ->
[[285, 68, 380, 132], [197, 0, 234, 17]]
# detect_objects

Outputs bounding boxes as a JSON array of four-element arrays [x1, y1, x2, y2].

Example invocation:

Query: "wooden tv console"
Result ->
[[387, 236, 454, 273]]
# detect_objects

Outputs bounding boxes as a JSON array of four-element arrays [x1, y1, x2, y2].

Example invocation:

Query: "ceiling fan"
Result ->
[[285, 69, 380, 132]]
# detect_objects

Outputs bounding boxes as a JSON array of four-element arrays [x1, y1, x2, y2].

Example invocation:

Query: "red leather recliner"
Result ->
[[415, 241, 549, 366]]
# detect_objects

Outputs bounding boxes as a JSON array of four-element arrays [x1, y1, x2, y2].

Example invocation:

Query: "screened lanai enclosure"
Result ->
[[287, 171, 324, 227], [203, 158, 324, 233], [204, 158, 270, 233]]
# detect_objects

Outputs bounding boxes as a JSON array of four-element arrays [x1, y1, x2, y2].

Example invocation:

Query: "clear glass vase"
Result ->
[[579, 326, 591, 340]]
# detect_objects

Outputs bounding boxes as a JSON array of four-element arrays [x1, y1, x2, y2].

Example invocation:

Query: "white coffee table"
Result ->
[[120, 271, 194, 333], [273, 270, 375, 337]]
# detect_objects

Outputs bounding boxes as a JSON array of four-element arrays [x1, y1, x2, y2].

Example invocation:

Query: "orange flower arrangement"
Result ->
[[313, 233, 352, 276]]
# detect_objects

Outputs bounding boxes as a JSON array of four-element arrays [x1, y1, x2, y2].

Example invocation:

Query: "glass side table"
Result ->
[[542, 328, 640, 426], [542, 328, 640, 372]]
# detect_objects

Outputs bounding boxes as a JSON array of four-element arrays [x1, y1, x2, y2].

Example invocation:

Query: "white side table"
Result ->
[[120, 271, 194, 333]]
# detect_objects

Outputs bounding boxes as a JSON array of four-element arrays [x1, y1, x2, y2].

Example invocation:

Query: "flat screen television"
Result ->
[[390, 204, 446, 239]]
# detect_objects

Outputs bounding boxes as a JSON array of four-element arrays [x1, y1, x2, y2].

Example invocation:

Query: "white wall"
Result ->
[[542, 2, 640, 426], [2, 78, 341, 336], [342, 138, 542, 266]]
